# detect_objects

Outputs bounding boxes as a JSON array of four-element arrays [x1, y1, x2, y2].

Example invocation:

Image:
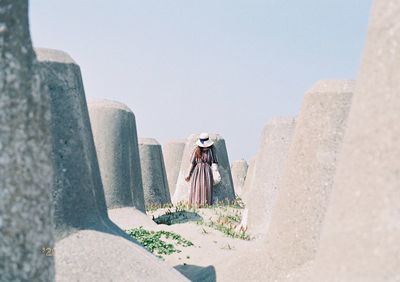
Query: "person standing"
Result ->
[[185, 133, 218, 207]]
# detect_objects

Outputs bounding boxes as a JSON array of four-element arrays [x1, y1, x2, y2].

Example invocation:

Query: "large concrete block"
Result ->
[[262, 80, 354, 280], [230, 159, 248, 197], [163, 140, 186, 197], [139, 138, 171, 206], [309, 1, 400, 281], [173, 133, 235, 205], [55, 230, 187, 282], [0, 2, 54, 281], [88, 99, 145, 212], [36, 48, 110, 239], [241, 156, 256, 205], [217, 80, 354, 282], [246, 117, 296, 239], [238, 157, 255, 229], [37, 49, 186, 281]]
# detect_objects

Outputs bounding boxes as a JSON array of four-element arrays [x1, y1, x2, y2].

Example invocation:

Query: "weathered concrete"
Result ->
[[230, 159, 248, 197], [37, 48, 110, 240], [217, 80, 354, 282], [55, 230, 188, 282], [88, 99, 145, 212], [241, 156, 256, 205], [163, 140, 186, 197], [37, 48, 187, 282], [173, 133, 235, 205], [261, 80, 354, 280], [309, 1, 400, 281], [0, 2, 54, 281], [139, 138, 171, 207], [246, 117, 296, 239]]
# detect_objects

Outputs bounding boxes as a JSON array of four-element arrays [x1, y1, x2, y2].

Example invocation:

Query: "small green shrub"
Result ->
[[197, 206, 251, 240], [208, 219, 251, 241], [125, 227, 193, 256]]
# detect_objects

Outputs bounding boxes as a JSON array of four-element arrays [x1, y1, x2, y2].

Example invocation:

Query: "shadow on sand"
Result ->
[[174, 264, 217, 282], [153, 211, 203, 225]]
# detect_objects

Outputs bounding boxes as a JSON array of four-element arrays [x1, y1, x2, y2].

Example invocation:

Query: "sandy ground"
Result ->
[[121, 206, 259, 282]]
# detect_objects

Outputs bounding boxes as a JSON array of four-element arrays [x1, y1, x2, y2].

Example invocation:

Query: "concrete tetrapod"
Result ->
[[246, 117, 296, 239], [88, 99, 152, 230], [37, 48, 110, 239], [239, 122, 276, 231], [173, 133, 235, 205], [163, 140, 186, 197], [241, 156, 256, 205], [230, 159, 248, 197], [139, 138, 172, 207], [309, 1, 400, 281], [239, 156, 256, 230], [260, 80, 354, 281], [0, 2, 54, 281], [218, 80, 354, 282], [88, 99, 145, 212], [36, 48, 187, 282]]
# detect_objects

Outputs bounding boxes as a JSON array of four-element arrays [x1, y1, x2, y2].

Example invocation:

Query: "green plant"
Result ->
[[125, 227, 193, 257], [197, 206, 251, 240], [208, 218, 251, 240], [174, 202, 200, 213], [213, 197, 245, 209]]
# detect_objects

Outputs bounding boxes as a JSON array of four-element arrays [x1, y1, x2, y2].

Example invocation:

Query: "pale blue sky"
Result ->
[[30, 0, 372, 162]]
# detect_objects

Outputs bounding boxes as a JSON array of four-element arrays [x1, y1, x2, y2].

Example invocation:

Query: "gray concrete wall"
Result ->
[[163, 140, 186, 197], [139, 138, 171, 207], [310, 1, 400, 281], [262, 80, 354, 281], [173, 133, 235, 204], [0, 2, 55, 280], [246, 117, 296, 239], [230, 159, 248, 197], [88, 99, 145, 212]]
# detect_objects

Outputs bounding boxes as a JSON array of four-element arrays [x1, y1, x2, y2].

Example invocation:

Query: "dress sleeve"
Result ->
[[211, 145, 218, 164], [188, 149, 197, 177]]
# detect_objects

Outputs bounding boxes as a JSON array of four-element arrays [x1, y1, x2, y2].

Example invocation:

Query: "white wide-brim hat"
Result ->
[[196, 132, 214, 148]]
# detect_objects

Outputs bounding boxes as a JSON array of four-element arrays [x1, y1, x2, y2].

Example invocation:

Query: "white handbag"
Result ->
[[211, 163, 221, 185]]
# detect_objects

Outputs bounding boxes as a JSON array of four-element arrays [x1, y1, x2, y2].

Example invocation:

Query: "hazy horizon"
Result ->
[[30, 0, 372, 162]]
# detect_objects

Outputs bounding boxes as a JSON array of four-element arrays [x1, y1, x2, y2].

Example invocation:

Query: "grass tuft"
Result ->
[[125, 227, 193, 257]]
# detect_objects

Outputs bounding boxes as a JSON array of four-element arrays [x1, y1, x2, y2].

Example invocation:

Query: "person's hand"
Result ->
[[185, 176, 190, 182]]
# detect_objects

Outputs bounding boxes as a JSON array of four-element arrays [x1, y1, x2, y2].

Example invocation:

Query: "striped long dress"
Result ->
[[188, 146, 218, 206]]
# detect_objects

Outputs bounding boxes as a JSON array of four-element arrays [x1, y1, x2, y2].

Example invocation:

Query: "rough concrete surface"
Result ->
[[37, 48, 110, 240], [55, 230, 188, 282], [241, 156, 256, 205], [309, 1, 400, 281], [139, 138, 171, 207], [260, 80, 354, 281], [38, 48, 187, 281], [88, 99, 145, 212], [246, 117, 296, 239], [0, 2, 55, 281], [216, 80, 354, 282], [230, 159, 248, 197], [163, 140, 186, 197], [173, 133, 235, 205]]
